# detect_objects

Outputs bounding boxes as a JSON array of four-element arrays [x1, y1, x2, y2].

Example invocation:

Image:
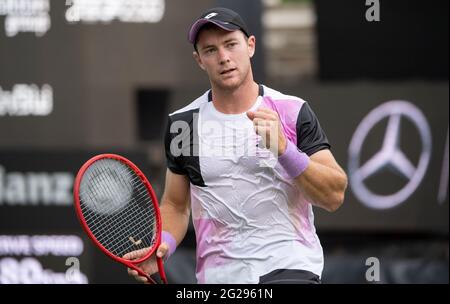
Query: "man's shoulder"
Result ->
[[262, 85, 307, 104], [169, 90, 210, 117]]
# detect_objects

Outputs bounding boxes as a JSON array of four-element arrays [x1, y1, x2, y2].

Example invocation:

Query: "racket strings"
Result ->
[[87, 163, 156, 250], [86, 201, 157, 256], [81, 163, 156, 256], [81, 173, 158, 256], [80, 176, 154, 226], [80, 167, 158, 242], [79, 158, 158, 258]]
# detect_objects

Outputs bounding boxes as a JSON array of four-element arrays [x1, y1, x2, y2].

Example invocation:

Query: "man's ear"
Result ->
[[247, 35, 256, 58], [193, 51, 206, 71]]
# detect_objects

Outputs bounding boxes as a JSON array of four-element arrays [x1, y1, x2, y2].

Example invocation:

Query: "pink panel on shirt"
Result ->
[[194, 218, 212, 283], [260, 96, 304, 146], [193, 218, 228, 283], [261, 96, 318, 245]]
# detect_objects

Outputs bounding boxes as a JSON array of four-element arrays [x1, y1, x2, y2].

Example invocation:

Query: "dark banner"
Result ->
[[0, 0, 214, 149], [288, 82, 449, 234], [315, 0, 449, 80]]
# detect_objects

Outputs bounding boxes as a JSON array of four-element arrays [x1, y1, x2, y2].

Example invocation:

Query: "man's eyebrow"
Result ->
[[199, 38, 239, 51], [223, 38, 238, 44], [200, 44, 216, 51]]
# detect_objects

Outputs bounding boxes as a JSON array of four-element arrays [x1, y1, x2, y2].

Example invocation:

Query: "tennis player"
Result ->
[[126, 7, 348, 284]]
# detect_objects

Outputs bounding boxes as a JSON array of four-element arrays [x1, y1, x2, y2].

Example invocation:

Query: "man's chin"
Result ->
[[214, 79, 241, 91]]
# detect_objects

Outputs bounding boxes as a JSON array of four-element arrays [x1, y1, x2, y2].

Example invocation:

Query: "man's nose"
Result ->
[[218, 48, 230, 64]]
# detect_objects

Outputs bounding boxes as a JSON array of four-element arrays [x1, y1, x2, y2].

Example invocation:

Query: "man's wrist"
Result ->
[[161, 231, 177, 260], [278, 140, 310, 179]]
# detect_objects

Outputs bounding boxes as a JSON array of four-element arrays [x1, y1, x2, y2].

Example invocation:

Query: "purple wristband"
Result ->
[[278, 140, 310, 179], [161, 231, 177, 260]]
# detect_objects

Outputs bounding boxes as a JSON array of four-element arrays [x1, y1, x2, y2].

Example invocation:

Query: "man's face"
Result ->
[[194, 26, 255, 91]]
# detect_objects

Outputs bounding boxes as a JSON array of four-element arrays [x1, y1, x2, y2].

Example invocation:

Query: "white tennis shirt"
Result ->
[[165, 85, 330, 283]]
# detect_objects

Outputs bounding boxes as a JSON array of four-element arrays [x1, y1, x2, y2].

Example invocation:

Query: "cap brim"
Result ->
[[188, 19, 240, 44]]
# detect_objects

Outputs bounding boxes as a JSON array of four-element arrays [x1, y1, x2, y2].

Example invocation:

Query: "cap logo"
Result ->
[[204, 13, 218, 19]]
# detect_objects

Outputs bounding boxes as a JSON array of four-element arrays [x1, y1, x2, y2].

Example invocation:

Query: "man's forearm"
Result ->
[[277, 141, 347, 212], [294, 160, 347, 212], [160, 199, 191, 246]]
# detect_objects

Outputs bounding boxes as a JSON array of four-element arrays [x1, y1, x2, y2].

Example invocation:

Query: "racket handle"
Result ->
[[157, 256, 168, 284]]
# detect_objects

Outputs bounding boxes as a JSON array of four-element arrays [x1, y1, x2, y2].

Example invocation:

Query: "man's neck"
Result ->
[[210, 80, 259, 114]]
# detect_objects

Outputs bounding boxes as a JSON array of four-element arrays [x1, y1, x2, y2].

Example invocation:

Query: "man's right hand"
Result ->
[[123, 243, 169, 284]]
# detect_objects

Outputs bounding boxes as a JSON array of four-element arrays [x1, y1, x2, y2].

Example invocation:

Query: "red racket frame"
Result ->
[[73, 153, 168, 284]]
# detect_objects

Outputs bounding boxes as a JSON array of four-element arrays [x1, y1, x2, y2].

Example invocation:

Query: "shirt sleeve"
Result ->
[[164, 116, 188, 175], [296, 102, 331, 156]]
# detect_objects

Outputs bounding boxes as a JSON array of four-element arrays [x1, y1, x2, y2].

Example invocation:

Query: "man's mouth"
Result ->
[[220, 68, 236, 75]]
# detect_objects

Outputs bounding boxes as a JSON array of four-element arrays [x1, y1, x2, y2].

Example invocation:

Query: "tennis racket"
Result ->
[[73, 153, 168, 284]]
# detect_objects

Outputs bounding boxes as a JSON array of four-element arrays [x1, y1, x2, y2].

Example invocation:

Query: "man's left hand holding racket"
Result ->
[[73, 154, 171, 284], [123, 243, 170, 284]]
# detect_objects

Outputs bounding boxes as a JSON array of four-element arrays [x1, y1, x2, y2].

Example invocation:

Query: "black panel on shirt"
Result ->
[[164, 109, 206, 187], [296, 102, 331, 156]]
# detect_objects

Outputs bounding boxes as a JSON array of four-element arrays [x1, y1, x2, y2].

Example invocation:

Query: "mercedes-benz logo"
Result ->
[[348, 101, 432, 209]]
